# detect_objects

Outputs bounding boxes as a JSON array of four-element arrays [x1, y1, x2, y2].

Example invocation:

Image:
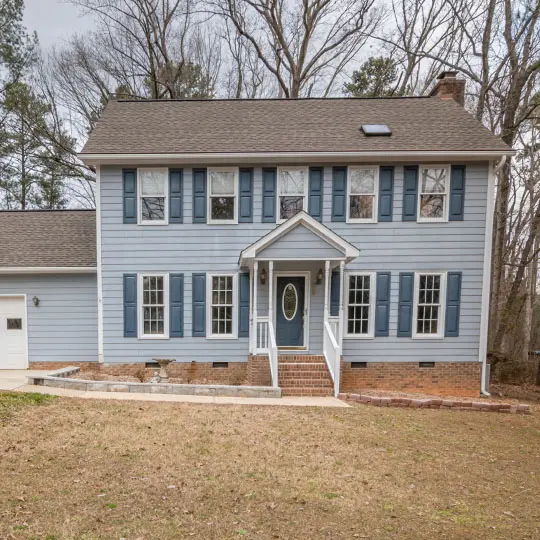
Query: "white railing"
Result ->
[[255, 316, 279, 388], [323, 320, 341, 397], [267, 321, 279, 388], [328, 316, 340, 342]]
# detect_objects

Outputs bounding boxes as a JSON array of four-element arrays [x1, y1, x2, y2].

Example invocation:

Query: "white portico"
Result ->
[[239, 212, 360, 395]]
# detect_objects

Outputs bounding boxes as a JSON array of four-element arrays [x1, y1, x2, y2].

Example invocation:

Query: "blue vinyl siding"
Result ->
[[100, 162, 488, 364], [0, 273, 98, 363]]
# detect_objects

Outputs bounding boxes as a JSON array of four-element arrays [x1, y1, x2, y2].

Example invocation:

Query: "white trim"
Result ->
[[273, 271, 310, 351], [137, 167, 169, 225], [0, 267, 97, 274], [207, 166, 239, 225], [417, 164, 450, 223], [276, 166, 309, 223], [239, 211, 359, 265], [137, 273, 169, 339], [0, 294, 29, 369], [346, 166, 379, 224], [206, 272, 238, 339], [343, 271, 376, 339], [480, 158, 499, 394], [80, 150, 515, 166], [96, 165, 104, 363], [412, 272, 447, 339]]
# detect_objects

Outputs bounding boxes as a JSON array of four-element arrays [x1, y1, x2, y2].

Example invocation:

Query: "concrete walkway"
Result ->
[[0, 370, 50, 391], [14, 383, 349, 407]]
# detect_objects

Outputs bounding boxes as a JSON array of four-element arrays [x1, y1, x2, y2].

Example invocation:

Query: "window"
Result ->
[[7, 318, 22, 330], [347, 166, 379, 222], [139, 274, 169, 338], [208, 168, 238, 224], [207, 274, 238, 338], [413, 273, 446, 338], [138, 168, 168, 224], [277, 167, 308, 222], [345, 272, 375, 338], [418, 166, 450, 221]]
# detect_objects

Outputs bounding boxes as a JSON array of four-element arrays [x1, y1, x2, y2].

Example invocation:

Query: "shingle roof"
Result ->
[[0, 210, 96, 268], [81, 96, 510, 155]]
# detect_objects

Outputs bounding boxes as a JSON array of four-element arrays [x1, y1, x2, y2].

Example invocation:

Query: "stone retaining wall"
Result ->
[[339, 392, 531, 414]]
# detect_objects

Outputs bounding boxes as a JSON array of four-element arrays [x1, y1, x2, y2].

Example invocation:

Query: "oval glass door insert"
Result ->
[[282, 283, 298, 321]]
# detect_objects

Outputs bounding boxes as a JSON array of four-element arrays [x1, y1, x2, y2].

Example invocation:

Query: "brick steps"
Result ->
[[278, 359, 333, 397]]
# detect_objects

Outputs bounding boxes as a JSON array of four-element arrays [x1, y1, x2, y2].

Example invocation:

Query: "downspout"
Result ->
[[480, 155, 507, 396]]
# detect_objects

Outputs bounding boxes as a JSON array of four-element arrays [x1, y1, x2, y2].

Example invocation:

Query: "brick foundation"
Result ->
[[29, 361, 247, 385], [247, 355, 272, 386], [340, 361, 481, 397]]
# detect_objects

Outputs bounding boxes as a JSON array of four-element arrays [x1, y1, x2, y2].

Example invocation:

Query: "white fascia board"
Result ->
[[0, 267, 97, 274], [79, 149, 515, 166]]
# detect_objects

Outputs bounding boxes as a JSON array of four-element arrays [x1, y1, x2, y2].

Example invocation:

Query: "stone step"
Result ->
[[278, 355, 325, 364], [281, 387, 333, 397]]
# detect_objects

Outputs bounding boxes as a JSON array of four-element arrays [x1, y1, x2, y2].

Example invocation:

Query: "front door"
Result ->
[[276, 276, 305, 348]]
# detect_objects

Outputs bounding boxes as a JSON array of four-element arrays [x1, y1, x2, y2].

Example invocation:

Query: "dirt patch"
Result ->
[[1, 395, 539, 539], [490, 383, 540, 403]]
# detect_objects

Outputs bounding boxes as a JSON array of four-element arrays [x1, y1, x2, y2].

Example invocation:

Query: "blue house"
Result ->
[[0, 72, 513, 397]]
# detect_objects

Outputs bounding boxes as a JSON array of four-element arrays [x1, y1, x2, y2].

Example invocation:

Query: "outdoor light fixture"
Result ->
[[32, 296, 40, 307], [316, 268, 324, 285], [259, 267, 267, 285]]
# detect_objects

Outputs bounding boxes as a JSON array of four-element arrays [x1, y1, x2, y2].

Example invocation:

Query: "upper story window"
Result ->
[[138, 168, 168, 225], [347, 166, 379, 223], [345, 272, 375, 338], [413, 272, 446, 338], [208, 168, 238, 224], [206, 273, 238, 338], [139, 273, 169, 339], [418, 166, 450, 222], [277, 167, 308, 222]]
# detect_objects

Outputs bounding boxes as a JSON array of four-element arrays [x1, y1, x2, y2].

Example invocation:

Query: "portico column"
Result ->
[[338, 261, 345, 348], [268, 261, 274, 325], [324, 260, 330, 323], [253, 261, 258, 353]]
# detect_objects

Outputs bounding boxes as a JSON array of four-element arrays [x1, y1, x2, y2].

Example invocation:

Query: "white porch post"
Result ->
[[249, 265, 254, 354], [268, 261, 274, 324], [338, 261, 345, 348], [323, 260, 330, 323], [253, 261, 258, 353]]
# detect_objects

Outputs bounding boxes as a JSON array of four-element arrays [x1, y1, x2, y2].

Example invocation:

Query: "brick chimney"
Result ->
[[429, 71, 465, 106]]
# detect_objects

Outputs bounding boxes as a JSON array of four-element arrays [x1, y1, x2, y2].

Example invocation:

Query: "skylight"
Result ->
[[361, 124, 392, 136]]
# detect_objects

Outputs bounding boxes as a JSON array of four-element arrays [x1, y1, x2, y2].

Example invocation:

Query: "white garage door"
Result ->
[[0, 296, 28, 369]]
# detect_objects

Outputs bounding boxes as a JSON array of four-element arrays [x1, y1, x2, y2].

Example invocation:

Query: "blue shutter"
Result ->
[[239, 168, 253, 223], [331, 167, 347, 222], [330, 270, 340, 316], [397, 272, 414, 337], [378, 166, 394, 222], [123, 274, 137, 337], [375, 272, 391, 337], [445, 272, 462, 337], [192, 168, 207, 223], [192, 273, 206, 336], [170, 273, 184, 337], [169, 169, 183, 223], [402, 166, 418, 221], [262, 168, 276, 222], [123, 169, 137, 224], [238, 272, 250, 337], [308, 167, 323, 221], [449, 166, 466, 221]]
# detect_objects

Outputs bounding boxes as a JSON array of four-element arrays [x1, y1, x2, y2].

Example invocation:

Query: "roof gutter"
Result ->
[[80, 149, 515, 165], [0, 267, 97, 275]]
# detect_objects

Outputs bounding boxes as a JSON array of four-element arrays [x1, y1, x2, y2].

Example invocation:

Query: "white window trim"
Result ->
[[206, 272, 238, 339], [137, 273, 169, 340], [207, 166, 239, 225], [276, 166, 309, 224], [346, 165, 379, 224], [417, 164, 450, 223], [137, 167, 169, 225], [412, 271, 447, 339], [343, 271, 376, 339]]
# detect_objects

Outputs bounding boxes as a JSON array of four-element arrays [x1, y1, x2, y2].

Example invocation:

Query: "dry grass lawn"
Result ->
[[0, 393, 539, 540]]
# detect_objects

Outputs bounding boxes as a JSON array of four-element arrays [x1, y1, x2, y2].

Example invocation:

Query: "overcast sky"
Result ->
[[24, 0, 94, 50]]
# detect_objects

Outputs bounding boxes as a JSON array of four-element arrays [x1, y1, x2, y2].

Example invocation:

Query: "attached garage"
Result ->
[[0, 295, 27, 369]]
